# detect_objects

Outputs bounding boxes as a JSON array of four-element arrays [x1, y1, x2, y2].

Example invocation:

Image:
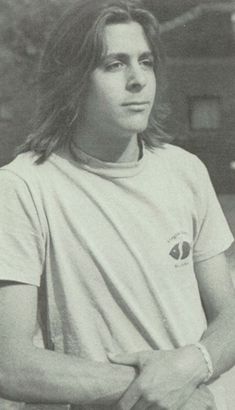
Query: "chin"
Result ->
[[128, 124, 148, 134], [121, 120, 149, 134]]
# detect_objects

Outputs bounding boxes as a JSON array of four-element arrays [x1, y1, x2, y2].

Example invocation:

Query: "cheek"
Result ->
[[86, 89, 111, 115], [94, 72, 124, 100], [92, 83, 118, 106], [149, 74, 157, 96], [97, 88, 122, 114]]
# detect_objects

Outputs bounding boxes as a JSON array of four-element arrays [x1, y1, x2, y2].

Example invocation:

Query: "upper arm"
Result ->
[[0, 282, 38, 349], [194, 252, 235, 322]]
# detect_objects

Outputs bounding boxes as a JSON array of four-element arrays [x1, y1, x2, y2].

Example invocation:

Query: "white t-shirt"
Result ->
[[0, 143, 233, 409]]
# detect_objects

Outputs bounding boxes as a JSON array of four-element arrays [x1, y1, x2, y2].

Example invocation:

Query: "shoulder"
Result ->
[[1, 152, 41, 180], [0, 153, 50, 238], [146, 143, 213, 201], [153, 143, 202, 166], [0, 151, 56, 190], [0, 153, 54, 210], [150, 143, 209, 181], [0, 153, 42, 204]]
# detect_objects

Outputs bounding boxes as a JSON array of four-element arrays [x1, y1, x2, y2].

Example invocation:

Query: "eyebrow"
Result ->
[[103, 51, 154, 61]]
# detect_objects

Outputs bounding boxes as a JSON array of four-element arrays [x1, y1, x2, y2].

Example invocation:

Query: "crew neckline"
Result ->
[[53, 140, 147, 179]]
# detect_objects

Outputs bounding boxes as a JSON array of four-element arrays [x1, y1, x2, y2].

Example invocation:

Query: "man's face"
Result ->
[[83, 21, 157, 138]]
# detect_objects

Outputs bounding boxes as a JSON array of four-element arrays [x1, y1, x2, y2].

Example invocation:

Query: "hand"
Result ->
[[109, 347, 207, 410], [182, 385, 217, 410]]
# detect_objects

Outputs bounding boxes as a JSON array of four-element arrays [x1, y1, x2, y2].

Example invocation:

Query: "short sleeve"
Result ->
[[0, 170, 45, 286], [192, 158, 234, 263]]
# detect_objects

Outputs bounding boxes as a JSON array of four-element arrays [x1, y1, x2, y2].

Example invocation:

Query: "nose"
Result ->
[[126, 64, 147, 92]]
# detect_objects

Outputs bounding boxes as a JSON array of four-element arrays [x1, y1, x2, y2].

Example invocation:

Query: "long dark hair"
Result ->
[[19, 0, 171, 163]]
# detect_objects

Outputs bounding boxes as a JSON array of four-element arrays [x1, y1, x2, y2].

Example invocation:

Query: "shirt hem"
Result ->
[[193, 239, 234, 263], [0, 274, 40, 287]]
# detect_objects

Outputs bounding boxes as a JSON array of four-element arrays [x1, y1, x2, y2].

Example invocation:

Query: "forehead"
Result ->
[[103, 21, 151, 55]]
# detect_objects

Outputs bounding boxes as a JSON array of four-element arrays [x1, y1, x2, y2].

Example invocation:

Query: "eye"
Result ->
[[139, 58, 154, 69], [105, 61, 124, 72]]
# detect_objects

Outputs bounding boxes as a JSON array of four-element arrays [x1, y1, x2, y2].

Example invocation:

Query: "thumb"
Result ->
[[107, 351, 140, 367]]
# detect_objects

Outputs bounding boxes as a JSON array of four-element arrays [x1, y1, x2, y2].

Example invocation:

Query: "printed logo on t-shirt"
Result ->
[[169, 241, 191, 260], [168, 232, 192, 268]]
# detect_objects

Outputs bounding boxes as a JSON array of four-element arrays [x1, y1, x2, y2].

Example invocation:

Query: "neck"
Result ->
[[73, 128, 141, 163]]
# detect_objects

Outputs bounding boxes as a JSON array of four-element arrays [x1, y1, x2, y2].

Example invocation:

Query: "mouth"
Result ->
[[122, 101, 150, 111], [122, 101, 150, 106]]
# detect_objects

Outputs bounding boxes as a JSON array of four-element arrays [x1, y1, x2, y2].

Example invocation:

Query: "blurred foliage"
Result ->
[[0, 0, 72, 82], [0, 0, 75, 164]]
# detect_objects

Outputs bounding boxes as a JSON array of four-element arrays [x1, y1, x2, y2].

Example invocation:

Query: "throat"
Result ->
[[73, 132, 142, 163]]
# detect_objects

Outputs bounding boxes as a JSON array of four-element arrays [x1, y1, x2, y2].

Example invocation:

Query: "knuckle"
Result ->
[[141, 387, 152, 402], [138, 383, 155, 404], [137, 378, 146, 392], [154, 398, 168, 409], [206, 396, 215, 407], [143, 391, 155, 404]]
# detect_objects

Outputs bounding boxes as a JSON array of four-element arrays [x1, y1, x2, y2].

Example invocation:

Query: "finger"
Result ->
[[181, 387, 216, 410], [131, 397, 151, 410], [198, 385, 217, 407], [116, 379, 142, 410], [108, 352, 140, 366]]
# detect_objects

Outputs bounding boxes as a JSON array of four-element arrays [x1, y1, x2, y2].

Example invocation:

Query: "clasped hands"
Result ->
[[108, 347, 217, 410]]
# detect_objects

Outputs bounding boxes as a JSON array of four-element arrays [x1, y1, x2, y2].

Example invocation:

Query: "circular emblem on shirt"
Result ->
[[167, 231, 192, 268], [169, 241, 191, 260]]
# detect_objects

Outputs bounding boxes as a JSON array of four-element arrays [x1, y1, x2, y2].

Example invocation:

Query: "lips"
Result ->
[[122, 101, 150, 111], [122, 101, 149, 106]]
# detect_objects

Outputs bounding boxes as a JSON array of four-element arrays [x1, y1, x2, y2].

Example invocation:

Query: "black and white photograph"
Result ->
[[0, 1, 235, 409]]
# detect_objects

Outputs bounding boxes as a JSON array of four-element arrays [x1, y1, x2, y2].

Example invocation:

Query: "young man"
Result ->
[[0, 0, 235, 409]]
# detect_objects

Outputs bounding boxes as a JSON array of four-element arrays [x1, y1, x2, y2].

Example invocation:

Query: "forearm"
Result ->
[[0, 344, 136, 406], [200, 300, 235, 379]]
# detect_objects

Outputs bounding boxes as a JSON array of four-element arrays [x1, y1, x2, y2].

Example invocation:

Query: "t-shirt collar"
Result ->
[[66, 139, 146, 179]]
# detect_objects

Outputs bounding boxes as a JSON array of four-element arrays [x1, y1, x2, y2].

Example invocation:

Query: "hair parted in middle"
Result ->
[[20, 0, 171, 163]]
